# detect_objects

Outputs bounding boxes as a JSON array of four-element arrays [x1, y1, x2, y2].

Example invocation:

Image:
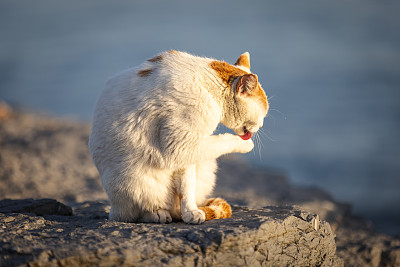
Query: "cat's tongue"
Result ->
[[239, 131, 253, 140]]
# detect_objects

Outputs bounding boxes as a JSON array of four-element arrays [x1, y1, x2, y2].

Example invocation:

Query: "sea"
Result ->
[[1, 0, 399, 235]]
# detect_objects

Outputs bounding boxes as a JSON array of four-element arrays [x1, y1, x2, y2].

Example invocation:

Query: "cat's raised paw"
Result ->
[[182, 209, 206, 224], [237, 138, 254, 154], [139, 209, 172, 224]]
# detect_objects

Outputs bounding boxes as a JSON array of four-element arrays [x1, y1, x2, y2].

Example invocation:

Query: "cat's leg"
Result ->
[[179, 164, 206, 224], [175, 158, 231, 224], [106, 167, 175, 223], [164, 133, 254, 168], [194, 159, 217, 206], [195, 160, 232, 221], [108, 196, 141, 222], [100, 168, 140, 222], [202, 133, 254, 157], [169, 193, 182, 221]]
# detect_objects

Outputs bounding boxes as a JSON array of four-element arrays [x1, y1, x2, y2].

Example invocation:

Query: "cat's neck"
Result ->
[[202, 60, 248, 124], [200, 68, 232, 123]]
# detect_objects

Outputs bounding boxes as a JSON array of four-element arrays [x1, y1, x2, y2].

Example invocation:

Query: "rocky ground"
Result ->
[[0, 199, 341, 266], [0, 102, 399, 266]]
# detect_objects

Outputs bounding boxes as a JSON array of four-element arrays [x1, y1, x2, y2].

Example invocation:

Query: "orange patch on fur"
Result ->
[[210, 60, 269, 112], [206, 198, 225, 206], [137, 69, 153, 77], [147, 55, 163, 63], [210, 61, 248, 86], [199, 206, 217, 221], [200, 198, 232, 221], [220, 202, 232, 218], [204, 198, 217, 206]]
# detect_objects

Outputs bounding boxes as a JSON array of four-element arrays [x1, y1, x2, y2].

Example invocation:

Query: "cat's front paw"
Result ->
[[182, 209, 206, 224], [236, 138, 254, 153]]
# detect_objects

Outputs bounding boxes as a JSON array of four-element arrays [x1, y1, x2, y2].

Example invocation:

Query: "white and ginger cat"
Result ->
[[89, 50, 269, 224]]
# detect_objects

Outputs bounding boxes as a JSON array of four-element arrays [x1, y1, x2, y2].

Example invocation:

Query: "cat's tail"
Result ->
[[198, 198, 232, 221]]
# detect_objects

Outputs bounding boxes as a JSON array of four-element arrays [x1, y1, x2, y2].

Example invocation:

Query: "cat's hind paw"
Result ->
[[182, 209, 206, 224], [139, 209, 172, 224]]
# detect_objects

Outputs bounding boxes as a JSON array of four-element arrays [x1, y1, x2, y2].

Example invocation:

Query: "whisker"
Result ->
[[251, 131, 262, 160], [252, 139, 256, 157], [252, 133, 258, 157], [266, 113, 276, 126], [259, 131, 273, 142], [267, 95, 275, 102], [259, 131, 265, 147], [258, 128, 275, 142], [256, 132, 262, 159], [268, 108, 287, 120]]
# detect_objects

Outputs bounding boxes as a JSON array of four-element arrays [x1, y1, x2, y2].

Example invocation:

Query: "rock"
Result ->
[[335, 218, 400, 267], [0, 198, 72, 216], [0, 199, 342, 266]]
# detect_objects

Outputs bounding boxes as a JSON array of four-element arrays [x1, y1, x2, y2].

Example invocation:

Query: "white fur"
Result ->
[[89, 51, 266, 223]]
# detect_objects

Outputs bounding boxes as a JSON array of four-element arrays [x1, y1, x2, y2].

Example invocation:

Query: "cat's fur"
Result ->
[[89, 51, 269, 224]]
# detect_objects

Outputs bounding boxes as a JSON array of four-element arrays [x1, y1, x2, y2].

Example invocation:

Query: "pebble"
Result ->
[[3, 217, 15, 223]]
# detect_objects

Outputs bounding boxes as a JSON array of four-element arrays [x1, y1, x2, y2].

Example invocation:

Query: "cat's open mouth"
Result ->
[[239, 127, 253, 140]]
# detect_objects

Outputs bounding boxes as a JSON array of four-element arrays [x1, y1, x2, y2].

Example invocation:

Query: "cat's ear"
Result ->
[[236, 74, 258, 97], [234, 52, 251, 70]]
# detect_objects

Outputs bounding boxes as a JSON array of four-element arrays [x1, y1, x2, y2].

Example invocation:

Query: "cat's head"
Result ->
[[230, 71, 269, 140], [211, 52, 269, 140]]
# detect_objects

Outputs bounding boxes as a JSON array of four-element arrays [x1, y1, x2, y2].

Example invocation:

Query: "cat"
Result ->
[[88, 50, 269, 224]]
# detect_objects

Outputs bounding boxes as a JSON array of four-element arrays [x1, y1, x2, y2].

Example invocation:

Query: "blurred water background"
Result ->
[[1, 0, 399, 235]]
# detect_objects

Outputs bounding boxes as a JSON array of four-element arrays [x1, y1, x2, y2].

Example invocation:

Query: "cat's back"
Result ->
[[94, 51, 214, 126], [99, 50, 208, 108], [90, 51, 215, 141]]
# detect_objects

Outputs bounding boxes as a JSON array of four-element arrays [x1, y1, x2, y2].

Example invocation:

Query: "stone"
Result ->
[[0, 199, 343, 266], [335, 221, 400, 267], [0, 198, 72, 216]]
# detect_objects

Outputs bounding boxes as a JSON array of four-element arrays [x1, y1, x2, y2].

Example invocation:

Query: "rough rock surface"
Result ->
[[1, 103, 400, 266], [0, 199, 342, 267], [335, 219, 400, 267]]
